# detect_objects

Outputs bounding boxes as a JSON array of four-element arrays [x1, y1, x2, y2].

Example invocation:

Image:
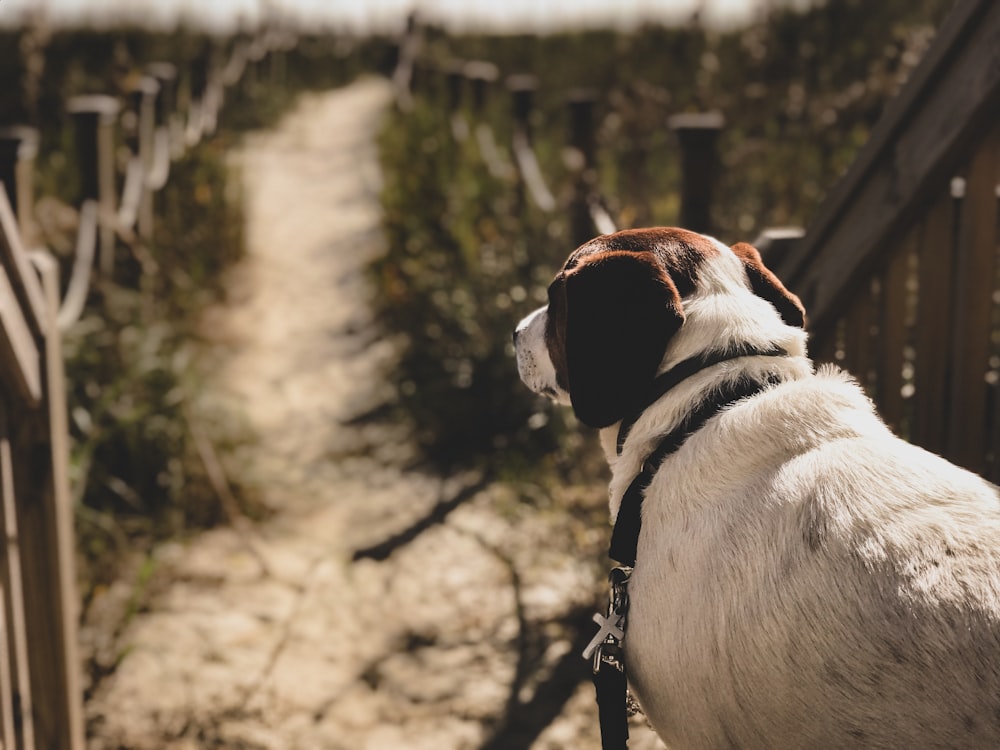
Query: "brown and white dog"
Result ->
[[513, 227, 1000, 748]]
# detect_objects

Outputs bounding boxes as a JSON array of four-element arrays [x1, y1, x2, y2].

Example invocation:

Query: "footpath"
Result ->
[[84, 76, 662, 750]]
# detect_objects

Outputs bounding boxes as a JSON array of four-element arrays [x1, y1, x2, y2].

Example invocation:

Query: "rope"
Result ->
[[145, 126, 171, 191], [117, 155, 144, 230], [589, 196, 617, 236], [57, 200, 97, 331], [475, 123, 516, 180], [511, 127, 557, 211]]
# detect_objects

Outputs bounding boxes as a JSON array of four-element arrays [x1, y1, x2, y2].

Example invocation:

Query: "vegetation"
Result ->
[[0, 23, 391, 606], [0, 0, 958, 603], [370, 0, 954, 472]]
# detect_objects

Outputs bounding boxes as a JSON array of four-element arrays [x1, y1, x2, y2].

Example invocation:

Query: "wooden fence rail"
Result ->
[[0, 30, 295, 749], [775, 0, 1000, 483]]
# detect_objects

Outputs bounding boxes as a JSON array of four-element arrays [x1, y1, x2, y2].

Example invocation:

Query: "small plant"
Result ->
[[372, 96, 576, 472], [64, 136, 262, 602]]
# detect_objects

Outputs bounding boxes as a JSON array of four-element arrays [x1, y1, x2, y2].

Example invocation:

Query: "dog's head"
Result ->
[[513, 227, 806, 428]]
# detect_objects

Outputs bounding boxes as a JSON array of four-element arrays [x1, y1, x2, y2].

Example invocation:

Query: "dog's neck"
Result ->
[[599, 316, 812, 518], [614, 342, 790, 456]]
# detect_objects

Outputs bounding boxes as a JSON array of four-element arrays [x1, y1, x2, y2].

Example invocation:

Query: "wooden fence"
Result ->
[[775, 0, 1000, 483], [0, 29, 296, 750], [395, 0, 1000, 483], [396, 41, 725, 249], [0, 161, 81, 750]]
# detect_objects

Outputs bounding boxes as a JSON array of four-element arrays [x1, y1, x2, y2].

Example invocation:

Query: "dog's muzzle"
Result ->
[[513, 307, 569, 404]]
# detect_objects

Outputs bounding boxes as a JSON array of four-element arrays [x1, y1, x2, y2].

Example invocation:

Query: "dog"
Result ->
[[513, 227, 1000, 748]]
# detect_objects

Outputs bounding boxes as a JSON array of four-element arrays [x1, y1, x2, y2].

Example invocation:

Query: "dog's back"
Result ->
[[513, 227, 1000, 748], [626, 369, 1000, 749]]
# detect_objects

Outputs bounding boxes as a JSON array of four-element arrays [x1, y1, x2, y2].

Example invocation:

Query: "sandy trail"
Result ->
[[85, 77, 662, 749]]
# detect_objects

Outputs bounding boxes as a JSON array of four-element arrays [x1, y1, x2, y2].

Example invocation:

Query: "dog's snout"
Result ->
[[512, 327, 520, 346]]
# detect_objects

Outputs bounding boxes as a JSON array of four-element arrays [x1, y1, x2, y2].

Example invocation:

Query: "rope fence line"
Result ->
[[389, 2, 1000, 482], [0, 28, 298, 750], [394, 38, 728, 248], [44, 33, 292, 334]]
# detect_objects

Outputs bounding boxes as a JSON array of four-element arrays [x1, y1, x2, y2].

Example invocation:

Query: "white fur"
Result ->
[[514, 306, 570, 405], [515, 240, 1000, 748]]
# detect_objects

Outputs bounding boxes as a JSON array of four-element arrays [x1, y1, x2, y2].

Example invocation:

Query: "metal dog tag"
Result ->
[[583, 610, 624, 661], [583, 566, 632, 673]]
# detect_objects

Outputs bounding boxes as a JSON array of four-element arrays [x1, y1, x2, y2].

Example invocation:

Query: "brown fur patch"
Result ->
[[564, 227, 720, 297], [545, 227, 719, 426], [731, 241, 807, 328], [544, 228, 718, 393], [544, 275, 570, 391], [543, 228, 710, 427]]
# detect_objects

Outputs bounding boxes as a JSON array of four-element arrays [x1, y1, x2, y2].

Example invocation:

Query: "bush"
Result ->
[[370, 0, 953, 474], [373, 97, 577, 471]]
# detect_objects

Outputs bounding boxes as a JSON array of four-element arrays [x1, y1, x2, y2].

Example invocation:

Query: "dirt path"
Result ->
[[85, 77, 663, 749]]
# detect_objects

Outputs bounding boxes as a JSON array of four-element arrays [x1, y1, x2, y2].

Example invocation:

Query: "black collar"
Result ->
[[616, 344, 787, 456], [609, 369, 783, 568]]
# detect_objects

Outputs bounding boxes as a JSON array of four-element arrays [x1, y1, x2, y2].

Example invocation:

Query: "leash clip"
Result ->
[[583, 566, 632, 675]]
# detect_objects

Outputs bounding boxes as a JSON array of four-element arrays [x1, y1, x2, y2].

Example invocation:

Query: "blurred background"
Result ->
[[3, 0, 995, 747]]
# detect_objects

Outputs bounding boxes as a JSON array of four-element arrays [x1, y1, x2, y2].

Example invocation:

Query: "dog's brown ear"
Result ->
[[563, 251, 684, 428], [731, 242, 807, 328]]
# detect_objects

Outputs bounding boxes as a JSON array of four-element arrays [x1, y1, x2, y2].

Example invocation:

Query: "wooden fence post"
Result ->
[[465, 61, 499, 117], [753, 226, 805, 268], [187, 43, 212, 144], [669, 111, 724, 234], [26, 250, 84, 750], [0, 189, 84, 750], [391, 12, 420, 109], [0, 127, 40, 249], [127, 76, 160, 241], [444, 61, 468, 142], [148, 62, 177, 128], [567, 89, 598, 247], [148, 62, 181, 158], [445, 61, 465, 114], [0, 399, 36, 750], [508, 75, 535, 212], [0, 170, 45, 750], [507, 74, 557, 214], [66, 96, 119, 275], [509, 75, 536, 136]]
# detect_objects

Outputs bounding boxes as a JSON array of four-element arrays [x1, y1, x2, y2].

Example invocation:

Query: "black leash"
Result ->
[[610, 374, 779, 568], [587, 567, 632, 749], [587, 348, 787, 750]]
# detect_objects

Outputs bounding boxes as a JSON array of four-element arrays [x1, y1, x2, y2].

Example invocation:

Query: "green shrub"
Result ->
[[373, 98, 577, 471], [370, 0, 953, 474]]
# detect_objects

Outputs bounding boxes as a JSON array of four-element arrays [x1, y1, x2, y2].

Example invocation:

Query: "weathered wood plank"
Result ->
[[0, 263, 41, 406], [993, 209, 1000, 484], [777, 0, 1000, 333], [945, 127, 999, 474], [877, 233, 913, 433], [843, 281, 876, 397], [14, 252, 84, 750], [913, 188, 959, 456], [0, 577, 15, 750], [0, 189, 45, 338], [0, 401, 35, 750]]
